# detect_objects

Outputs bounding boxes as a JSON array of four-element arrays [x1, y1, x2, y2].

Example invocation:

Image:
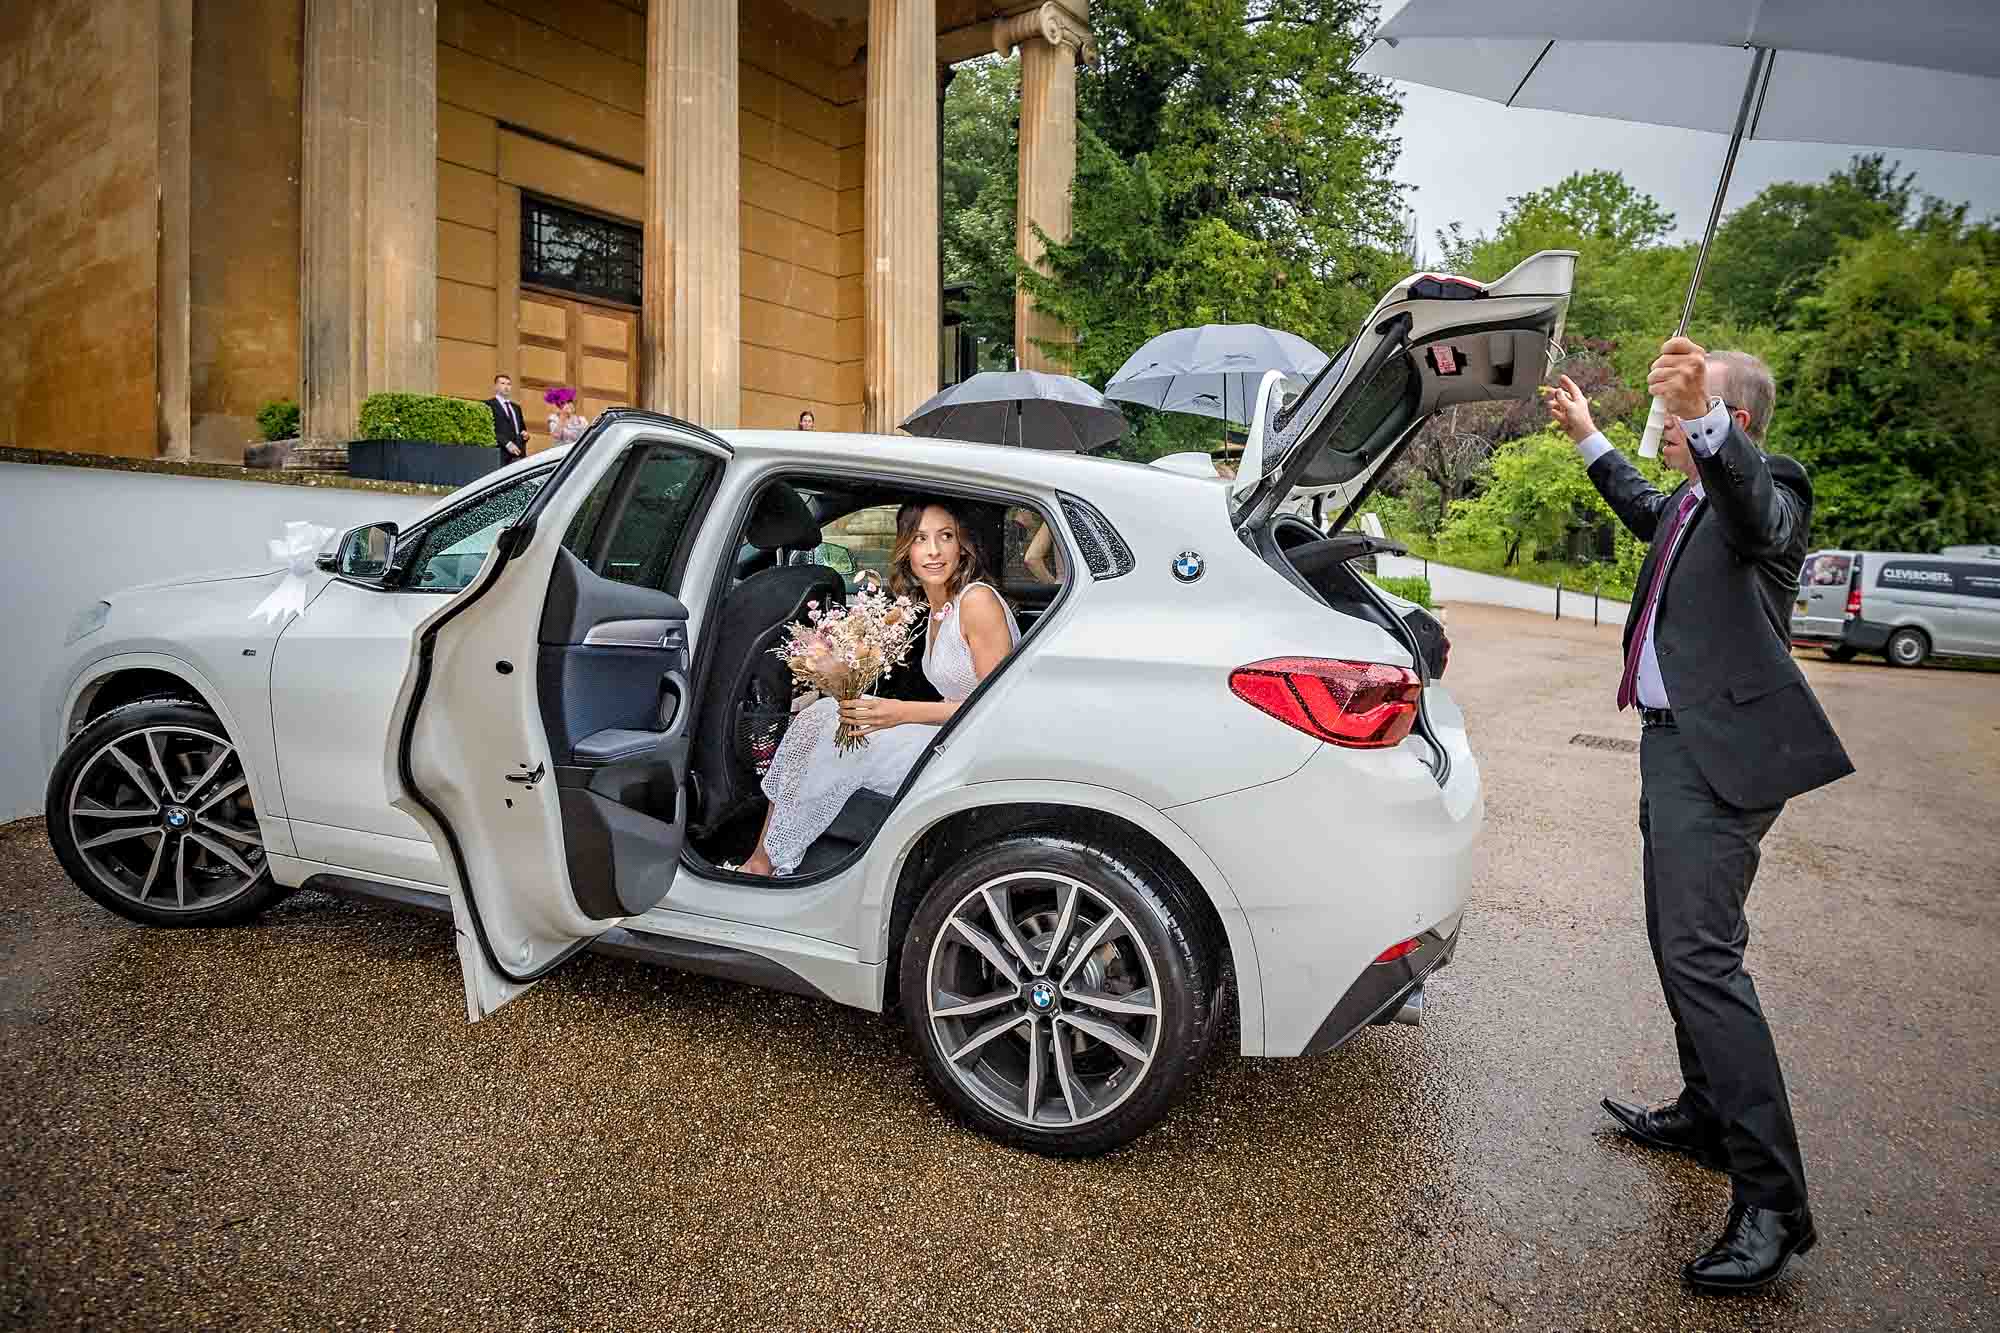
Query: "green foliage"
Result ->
[[255, 398, 300, 442], [357, 393, 497, 446], [1437, 170, 1697, 352], [1705, 155, 1914, 328], [1438, 423, 1674, 580], [1021, 0, 1407, 390], [941, 57, 1021, 370], [1768, 212, 2000, 551], [1368, 575, 1433, 609]]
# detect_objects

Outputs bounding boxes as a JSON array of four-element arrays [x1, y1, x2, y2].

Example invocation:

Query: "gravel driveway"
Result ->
[[3, 603, 1995, 1331]]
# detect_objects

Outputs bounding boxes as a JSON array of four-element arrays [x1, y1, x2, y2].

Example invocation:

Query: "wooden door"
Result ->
[[514, 291, 641, 453]]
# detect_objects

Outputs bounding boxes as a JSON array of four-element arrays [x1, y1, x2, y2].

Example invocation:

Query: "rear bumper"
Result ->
[[1162, 697, 1482, 1057], [1789, 616, 1891, 653], [1301, 925, 1458, 1056]]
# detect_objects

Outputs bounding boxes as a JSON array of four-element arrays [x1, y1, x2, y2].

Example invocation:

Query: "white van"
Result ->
[[1792, 545, 2000, 667]]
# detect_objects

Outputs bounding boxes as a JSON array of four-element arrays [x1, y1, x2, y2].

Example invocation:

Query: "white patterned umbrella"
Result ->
[[1105, 325, 1330, 428]]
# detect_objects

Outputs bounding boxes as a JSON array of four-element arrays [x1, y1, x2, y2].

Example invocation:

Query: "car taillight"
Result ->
[[1373, 937, 1422, 964], [1845, 579, 1862, 617], [1229, 657, 1423, 749]]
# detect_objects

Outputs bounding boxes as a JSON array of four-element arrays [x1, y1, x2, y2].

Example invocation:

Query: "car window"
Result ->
[[1002, 506, 1065, 587], [561, 445, 718, 591], [819, 504, 901, 594], [404, 473, 548, 592]]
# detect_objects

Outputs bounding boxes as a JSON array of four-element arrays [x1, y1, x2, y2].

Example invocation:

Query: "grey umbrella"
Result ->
[[1105, 324, 1330, 428], [900, 370, 1127, 451], [1355, 0, 2000, 455]]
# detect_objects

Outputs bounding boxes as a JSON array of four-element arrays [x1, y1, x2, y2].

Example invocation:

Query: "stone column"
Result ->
[[864, 0, 939, 433], [995, 4, 1088, 372], [643, 0, 740, 426], [157, 0, 193, 459], [299, 0, 437, 447]]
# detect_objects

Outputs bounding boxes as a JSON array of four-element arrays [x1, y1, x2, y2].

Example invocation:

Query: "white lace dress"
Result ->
[[758, 582, 1017, 874]]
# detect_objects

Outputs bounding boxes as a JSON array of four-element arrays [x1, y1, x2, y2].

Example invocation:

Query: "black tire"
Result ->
[[1821, 646, 1857, 663], [46, 700, 284, 927], [1885, 627, 1929, 668], [898, 834, 1217, 1157]]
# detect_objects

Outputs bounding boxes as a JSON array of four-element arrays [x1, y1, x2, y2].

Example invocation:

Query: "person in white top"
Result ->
[[741, 499, 1020, 877]]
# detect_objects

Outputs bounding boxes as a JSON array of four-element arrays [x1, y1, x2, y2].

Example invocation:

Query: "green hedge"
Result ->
[[255, 398, 300, 442], [1368, 574, 1435, 609], [357, 392, 497, 446]]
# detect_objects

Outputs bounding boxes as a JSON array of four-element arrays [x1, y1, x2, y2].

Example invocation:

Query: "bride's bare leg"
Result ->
[[739, 802, 780, 876]]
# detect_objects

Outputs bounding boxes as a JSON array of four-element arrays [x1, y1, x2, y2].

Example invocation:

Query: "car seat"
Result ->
[[688, 483, 844, 839]]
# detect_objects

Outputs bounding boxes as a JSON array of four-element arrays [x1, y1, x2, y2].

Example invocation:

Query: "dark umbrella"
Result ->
[[1105, 324, 1330, 428], [901, 370, 1128, 451]]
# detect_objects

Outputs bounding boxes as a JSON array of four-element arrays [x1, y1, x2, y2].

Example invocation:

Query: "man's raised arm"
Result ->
[[1548, 374, 1670, 542], [1650, 339, 1808, 561]]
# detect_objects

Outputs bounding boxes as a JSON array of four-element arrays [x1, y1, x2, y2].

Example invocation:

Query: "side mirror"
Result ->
[[321, 521, 400, 581]]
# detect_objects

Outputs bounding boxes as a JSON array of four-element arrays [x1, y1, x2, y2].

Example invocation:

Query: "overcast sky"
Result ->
[[1391, 82, 2000, 261]]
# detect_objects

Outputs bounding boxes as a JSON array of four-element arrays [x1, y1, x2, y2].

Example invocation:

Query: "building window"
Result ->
[[521, 197, 642, 307]]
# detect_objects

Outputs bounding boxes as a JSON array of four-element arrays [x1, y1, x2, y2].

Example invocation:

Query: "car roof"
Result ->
[[715, 429, 1218, 506], [417, 426, 1224, 529]]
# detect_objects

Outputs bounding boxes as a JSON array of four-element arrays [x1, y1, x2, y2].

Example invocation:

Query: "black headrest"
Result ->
[[746, 484, 822, 551]]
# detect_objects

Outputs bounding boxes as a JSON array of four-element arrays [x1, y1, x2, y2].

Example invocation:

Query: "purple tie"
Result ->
[[1617, 489, 1700, 711]]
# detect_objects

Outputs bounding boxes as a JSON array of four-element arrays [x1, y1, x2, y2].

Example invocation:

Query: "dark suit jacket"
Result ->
[[486, 397, 528, 456], [1589, 426, 1853, 809]]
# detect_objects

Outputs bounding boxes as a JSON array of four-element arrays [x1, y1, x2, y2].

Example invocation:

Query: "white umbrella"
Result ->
[[1356, 0, 2000, 454], [1106, 324, 1330, 428]]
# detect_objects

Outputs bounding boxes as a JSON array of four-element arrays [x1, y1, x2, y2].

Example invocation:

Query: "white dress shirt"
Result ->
[[1574, 399, 1731, 709]]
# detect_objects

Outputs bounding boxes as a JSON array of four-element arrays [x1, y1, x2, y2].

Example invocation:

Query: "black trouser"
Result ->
[[1638, 723, 1807, 1210]]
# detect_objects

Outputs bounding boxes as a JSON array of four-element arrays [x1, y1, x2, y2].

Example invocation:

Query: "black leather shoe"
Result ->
[[1685, 1200, 1817, 1292], [1601, 1096, 1728, 1170]]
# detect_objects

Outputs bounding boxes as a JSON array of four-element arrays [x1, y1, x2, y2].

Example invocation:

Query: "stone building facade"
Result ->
[[0, 0, 1086, 461]]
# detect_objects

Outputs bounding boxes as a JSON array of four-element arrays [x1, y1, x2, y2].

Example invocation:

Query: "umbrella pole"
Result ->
[[1640, 44, 1771, 457]]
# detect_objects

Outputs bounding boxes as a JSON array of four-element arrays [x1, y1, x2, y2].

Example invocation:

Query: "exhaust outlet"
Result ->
[[1393, 986, 1425, 1027]]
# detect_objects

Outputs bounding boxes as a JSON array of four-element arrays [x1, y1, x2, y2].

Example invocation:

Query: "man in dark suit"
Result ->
[[485, 373, 528, 464], [1549, 337, 1853, 1292]]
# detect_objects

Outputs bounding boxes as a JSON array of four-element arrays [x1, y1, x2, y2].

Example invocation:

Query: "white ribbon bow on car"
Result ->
[[250, 521, 339, 625]]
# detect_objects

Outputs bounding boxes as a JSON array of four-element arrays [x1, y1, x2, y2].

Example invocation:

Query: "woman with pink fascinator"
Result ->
[[544, 386, 589, 445]]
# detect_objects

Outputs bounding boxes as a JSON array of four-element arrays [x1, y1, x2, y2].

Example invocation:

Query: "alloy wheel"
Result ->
[[925, 870, 1163, 1130], [64, 724, 268, 913]]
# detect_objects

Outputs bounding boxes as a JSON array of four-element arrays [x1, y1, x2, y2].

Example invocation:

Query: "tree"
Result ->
[[1437, 429, 1603, 566], [1438, 423, 1672, 580], [940, 57, 1021, 371], [1705, 154, 1914, 328], [1492, 169, 1676, 251], [1020, 0, 1411, 459], [1770, 210, 2000, 551], [1436, 171, 1691, 352]]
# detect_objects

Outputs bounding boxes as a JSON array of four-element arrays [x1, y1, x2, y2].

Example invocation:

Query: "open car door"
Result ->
[[1230, 249, 1578, 534], [385, 412, 730, 1020]]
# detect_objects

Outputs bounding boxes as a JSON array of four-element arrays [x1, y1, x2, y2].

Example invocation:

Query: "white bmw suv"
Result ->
[[42, 253, 1574, 1154]]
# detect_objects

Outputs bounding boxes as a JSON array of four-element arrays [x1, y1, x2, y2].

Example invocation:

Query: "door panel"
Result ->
[[517, 291, 640, 453], [1795, 552, 1851, 640], [387, 421, 728, 1020]]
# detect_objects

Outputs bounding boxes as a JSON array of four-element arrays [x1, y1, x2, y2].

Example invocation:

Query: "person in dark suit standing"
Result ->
[[1549, 337, 1853, 1293], [485, 373, 528, 464]]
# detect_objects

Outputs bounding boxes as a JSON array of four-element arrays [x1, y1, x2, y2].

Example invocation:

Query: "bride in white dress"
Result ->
[[742, 500, 1021, 877]]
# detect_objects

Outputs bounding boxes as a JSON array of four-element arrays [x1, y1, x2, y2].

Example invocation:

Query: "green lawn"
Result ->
[[1391, 534, 1637, 602]]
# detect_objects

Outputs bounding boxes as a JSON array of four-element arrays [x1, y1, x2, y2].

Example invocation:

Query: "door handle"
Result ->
[[505, 762, 545, 787]]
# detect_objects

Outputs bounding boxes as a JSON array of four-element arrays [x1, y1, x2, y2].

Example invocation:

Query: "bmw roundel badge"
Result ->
[[1172, 550, 1205, 583]]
